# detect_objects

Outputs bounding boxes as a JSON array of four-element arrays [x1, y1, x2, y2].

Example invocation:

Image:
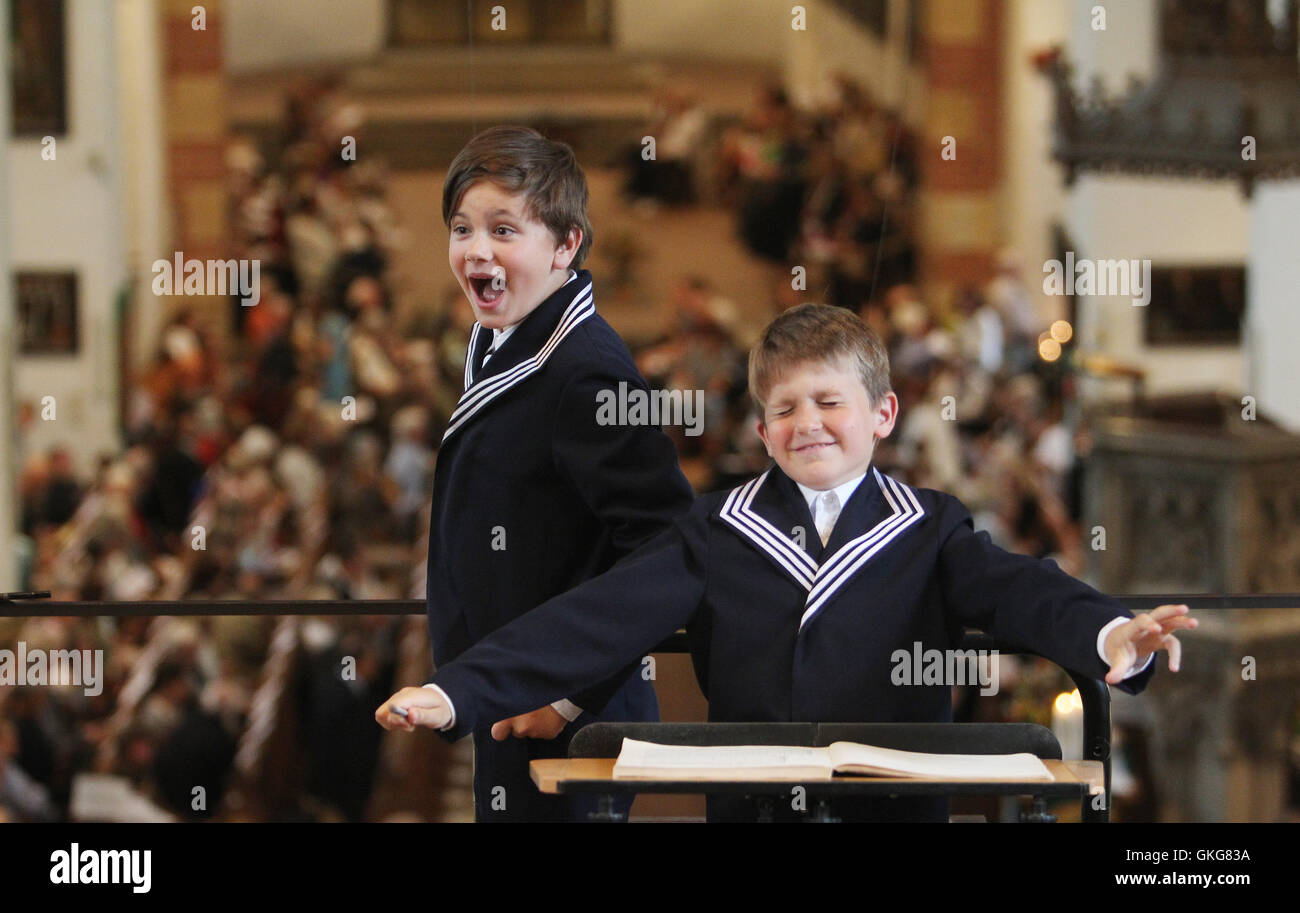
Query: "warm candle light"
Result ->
[[1052, 689, 1083, 760], [1053, 689, 1081, 713]]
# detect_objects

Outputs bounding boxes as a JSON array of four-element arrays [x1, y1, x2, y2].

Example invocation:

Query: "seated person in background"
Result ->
[[378, 304, 1195, 822]]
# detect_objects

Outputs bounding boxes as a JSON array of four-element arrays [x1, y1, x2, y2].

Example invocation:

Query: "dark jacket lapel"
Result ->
[[716, 464, 818, 591], [801, 468, 928, 627], [444, 270, 594, 443]]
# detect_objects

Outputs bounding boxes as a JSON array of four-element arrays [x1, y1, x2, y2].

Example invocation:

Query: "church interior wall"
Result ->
[[10, 0, 127, 482]]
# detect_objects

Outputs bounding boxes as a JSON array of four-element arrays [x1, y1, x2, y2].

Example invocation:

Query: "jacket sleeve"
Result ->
[[430, 502, 711, 741], [547, 356, 696, 712], [935, 494, 1155, 695]]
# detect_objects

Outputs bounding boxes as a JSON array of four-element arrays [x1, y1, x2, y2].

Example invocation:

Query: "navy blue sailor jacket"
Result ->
[[425, 268, 695, 715], [431, 461, 1155, 740]]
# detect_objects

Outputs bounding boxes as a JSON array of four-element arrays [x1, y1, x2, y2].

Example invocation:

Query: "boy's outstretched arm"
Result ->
[[544, 361, 695, 715], [1102, 604, 1197, 684], [377, 501, 710, 740], [935, 496, 1189, 692]]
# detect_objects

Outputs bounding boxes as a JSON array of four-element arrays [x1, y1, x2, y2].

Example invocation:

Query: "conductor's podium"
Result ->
[[531, 721, 1105, 823]]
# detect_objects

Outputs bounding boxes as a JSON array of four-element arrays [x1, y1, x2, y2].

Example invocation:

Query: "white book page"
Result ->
[[614, 738, 830, 771], [828, 742, 1053, 780]]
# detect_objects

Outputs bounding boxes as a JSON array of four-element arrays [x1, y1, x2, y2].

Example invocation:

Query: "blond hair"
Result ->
[[748, 304, 891, 411]]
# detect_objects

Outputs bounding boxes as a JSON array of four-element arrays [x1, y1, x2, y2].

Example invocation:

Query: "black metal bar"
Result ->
[[1, 593, 1295, 619], [1066, 671, 1111, 824], [0, 599, 429, 617]]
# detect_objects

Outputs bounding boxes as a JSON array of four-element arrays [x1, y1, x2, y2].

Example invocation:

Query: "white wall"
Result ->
[[1067, 0, 1157, 93], [1063, 175, 1249, 396], [615, 0, 787, 62], [224, 0, 790, 72], [782, 0, 925, 125], [1002, 0, 1068, 293], [1246, 180, 1300, 430], [117, 0, 168, 372], [224, 0, 387, 73], [10, 0, 127, 481], [1056, 0, 1247, 398]]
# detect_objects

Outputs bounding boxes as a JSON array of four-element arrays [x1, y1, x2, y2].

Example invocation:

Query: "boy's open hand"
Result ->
[[491, 705, 568, 741], [1103, 604, 1198, 684], [375, 686, 452, 732]]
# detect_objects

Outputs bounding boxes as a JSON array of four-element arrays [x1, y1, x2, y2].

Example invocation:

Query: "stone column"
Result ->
[[118, 0, 170, 373], [0, 0, 17, 589], [160, 0, 231, 355], [1246, 181, 1300, 432], [919, 0, 1002, 309]]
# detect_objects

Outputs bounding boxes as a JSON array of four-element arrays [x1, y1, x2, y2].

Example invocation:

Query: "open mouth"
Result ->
[[796, 442, 835, 454], [468, 271, 506, 305]]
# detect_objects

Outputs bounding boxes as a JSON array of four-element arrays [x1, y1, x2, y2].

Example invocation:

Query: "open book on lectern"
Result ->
[[611, 738, 1055, 781]]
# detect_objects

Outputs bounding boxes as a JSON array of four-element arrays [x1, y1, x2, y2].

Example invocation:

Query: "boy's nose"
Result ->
[[794, 404, 822, 432]]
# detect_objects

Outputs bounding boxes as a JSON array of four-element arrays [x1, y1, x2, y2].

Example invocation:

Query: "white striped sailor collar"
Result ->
[[717, 464, 926, 630], [461, 269, 580, 390], [446, 269, 592, 444]]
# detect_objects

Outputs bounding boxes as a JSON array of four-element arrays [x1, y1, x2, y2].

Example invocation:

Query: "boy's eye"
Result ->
[[494, 225, 515, 236], [451, 225, 469, 235], [819, 401, 841, 407]]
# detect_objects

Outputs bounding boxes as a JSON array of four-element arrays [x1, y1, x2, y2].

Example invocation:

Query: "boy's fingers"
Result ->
[[408, 706, 444, 729], [375, 706, 399, 730], [491, 719, 511, 741], [1165, 633, 1182, 673], [1149, 603, 1190, 621]]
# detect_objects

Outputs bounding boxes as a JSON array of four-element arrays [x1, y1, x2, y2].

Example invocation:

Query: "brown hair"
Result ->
[[748, 304, 892, 411], [442, 125, 593, 268]]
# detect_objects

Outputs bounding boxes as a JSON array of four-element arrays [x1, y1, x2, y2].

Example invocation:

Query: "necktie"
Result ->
[[481, 343, 497, 370], [815, 491, 840, 546]]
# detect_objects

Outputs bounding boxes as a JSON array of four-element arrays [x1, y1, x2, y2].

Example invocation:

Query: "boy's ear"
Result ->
[[756, 419, 774, 457], [553, 228, 582, 270], [874, 392, 900, 439]]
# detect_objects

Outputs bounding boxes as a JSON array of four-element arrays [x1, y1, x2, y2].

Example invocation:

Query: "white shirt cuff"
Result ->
[[551, 699, 583, 722], [422, 683, 457, 730], [1096, 617, 1155, 680]]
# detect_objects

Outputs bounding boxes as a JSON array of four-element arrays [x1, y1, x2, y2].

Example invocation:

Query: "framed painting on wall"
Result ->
[[16, 271, 79, 355], [10, 0, 67, 136]]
